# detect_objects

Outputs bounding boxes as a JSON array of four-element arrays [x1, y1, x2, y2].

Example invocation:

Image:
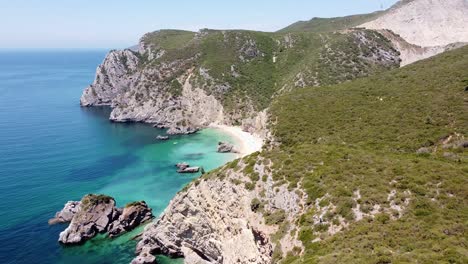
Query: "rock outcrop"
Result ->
[[359, 0, 468, 65], [217, 141, 239, 153], [108, 201, 153, 238], [360, 0, 468, 47], [50, 194, 153, 244], [48, 201, 81, 225], [132, 157, 306, 264]]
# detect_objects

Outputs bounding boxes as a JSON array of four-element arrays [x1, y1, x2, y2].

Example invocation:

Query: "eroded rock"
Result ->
[[51, 194, 154, 245]]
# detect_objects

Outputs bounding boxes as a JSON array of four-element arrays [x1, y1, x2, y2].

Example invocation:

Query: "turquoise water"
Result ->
[[0, 50, 237, 264]]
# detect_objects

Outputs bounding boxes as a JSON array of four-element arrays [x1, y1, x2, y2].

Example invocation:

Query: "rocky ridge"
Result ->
[[80, 28, 400, 135], [360, 0, 468, 65], [49, 194, 153, 244]]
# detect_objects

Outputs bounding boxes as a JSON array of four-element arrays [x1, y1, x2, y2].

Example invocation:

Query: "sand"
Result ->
[[209, 124, 264, 157]]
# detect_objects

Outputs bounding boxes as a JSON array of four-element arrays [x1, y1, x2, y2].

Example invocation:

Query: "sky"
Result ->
[[0, 0, 399, 49]]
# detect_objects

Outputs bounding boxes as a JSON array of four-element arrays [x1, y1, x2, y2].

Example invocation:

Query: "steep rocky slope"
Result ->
[[132, 44, 468, 264], [81, 29, 399, 134], [360, 0, 468, 47], [359, 0, 468, 65]]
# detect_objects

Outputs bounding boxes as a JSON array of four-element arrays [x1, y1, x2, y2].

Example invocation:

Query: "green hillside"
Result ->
[[269, 45, 468, 263], [207, 45, 467, 263], [278, 12, 382, 33], [134, 28, 399, 120]]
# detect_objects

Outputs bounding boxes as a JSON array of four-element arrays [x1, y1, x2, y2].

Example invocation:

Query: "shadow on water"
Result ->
[[67, 153, 139, 181], [79, 105, 113, 119], [183, 153, 205, 160]]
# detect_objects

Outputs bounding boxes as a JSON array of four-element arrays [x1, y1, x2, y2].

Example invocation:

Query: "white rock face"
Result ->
[[80, 50, 139, 106], [360, 0, 468, 47], [132, 160, 306, 264], [378, 29, 467, 66]]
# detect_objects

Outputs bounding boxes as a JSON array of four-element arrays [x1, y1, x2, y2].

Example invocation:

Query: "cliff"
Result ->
[[132, 44, 468, 264], [81, 29, 400, 134]]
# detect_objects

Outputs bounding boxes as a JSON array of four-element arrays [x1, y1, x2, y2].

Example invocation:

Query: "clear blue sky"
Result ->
[[0, 0, 398, 49]]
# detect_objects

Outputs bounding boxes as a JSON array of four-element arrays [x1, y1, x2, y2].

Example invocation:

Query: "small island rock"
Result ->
[[51, 194, 154, 245]]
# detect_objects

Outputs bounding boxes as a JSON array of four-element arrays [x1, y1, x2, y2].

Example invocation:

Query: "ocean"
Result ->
[[0, 50, 237, 264]]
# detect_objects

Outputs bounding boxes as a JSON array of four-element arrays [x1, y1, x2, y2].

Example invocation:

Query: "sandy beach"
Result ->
[[209, 124, 264, 157]]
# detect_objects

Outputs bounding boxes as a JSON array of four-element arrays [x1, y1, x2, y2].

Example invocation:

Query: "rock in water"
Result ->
[[48, 201, 81, 225], [217, 141, 239, 153], [58, 194, 118, 244], [167, 126, 199, 135], [108, 201, 153, 238], [53, 194, 154, 245], [177, 166, 200, 173]]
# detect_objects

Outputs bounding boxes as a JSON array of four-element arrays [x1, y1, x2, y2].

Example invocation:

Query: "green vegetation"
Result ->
[[134, 27, 399, 123], [81, 194, 114, 210], [278, 12, 383, 33], [261, 45, 467, 263]]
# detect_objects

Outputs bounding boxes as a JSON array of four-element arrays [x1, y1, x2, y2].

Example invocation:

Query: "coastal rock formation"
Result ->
[[80, 28, 401, 135], [58, 195, 118, 244], [217, 141, 239, 153], [108, 201, 153, 238], [48, 201, 81, 225], [50, 194, 153, 244], [360, 0, 468, 47], [132, 157, 306, 264], [359, 0, 468, 65], [80, 50, 140, 106]]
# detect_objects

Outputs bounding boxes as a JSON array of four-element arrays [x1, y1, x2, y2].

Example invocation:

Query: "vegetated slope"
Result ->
[[132, 44, 467, 264], [81, 28, 399, 133], [278, 12, 382, 33], [268, 45, 468, 263]]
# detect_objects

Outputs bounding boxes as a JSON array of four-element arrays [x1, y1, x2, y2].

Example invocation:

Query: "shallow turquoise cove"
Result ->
[[0, 50, 237, 264]]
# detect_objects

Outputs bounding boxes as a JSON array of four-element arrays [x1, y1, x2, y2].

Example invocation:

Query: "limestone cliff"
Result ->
[[132, 156, 306, 264], [360, 0, 468, 65], [80, 29, 400, 134]]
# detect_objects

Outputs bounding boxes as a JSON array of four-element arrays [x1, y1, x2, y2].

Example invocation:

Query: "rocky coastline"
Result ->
[[49, 194, 153, 245]]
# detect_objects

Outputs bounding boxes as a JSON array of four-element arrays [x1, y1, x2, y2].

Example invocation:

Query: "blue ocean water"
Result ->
[[0, 50, 237, 264]]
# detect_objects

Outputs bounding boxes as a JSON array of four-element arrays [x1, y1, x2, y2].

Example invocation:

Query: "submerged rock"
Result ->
[[156, 135, 170, 140], [51, 194, 154, 245]]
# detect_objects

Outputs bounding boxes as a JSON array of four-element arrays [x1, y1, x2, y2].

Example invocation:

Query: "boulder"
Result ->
[[53, 194, 154, 245], [176, 162, 190, 170], [108, 201, 153, 238], [48, 201, 81, 225], [177, 167, 200, 173], [59, 195, 118, 244], [217, 141, 239, 153], [416, 147, 431, 154]]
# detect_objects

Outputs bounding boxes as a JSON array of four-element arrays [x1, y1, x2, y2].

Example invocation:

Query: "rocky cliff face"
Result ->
[[132, 156, 306, 264], [80, 29, 400, 134], [359, 0, 468, 65], [360, 0, 468, 47]]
